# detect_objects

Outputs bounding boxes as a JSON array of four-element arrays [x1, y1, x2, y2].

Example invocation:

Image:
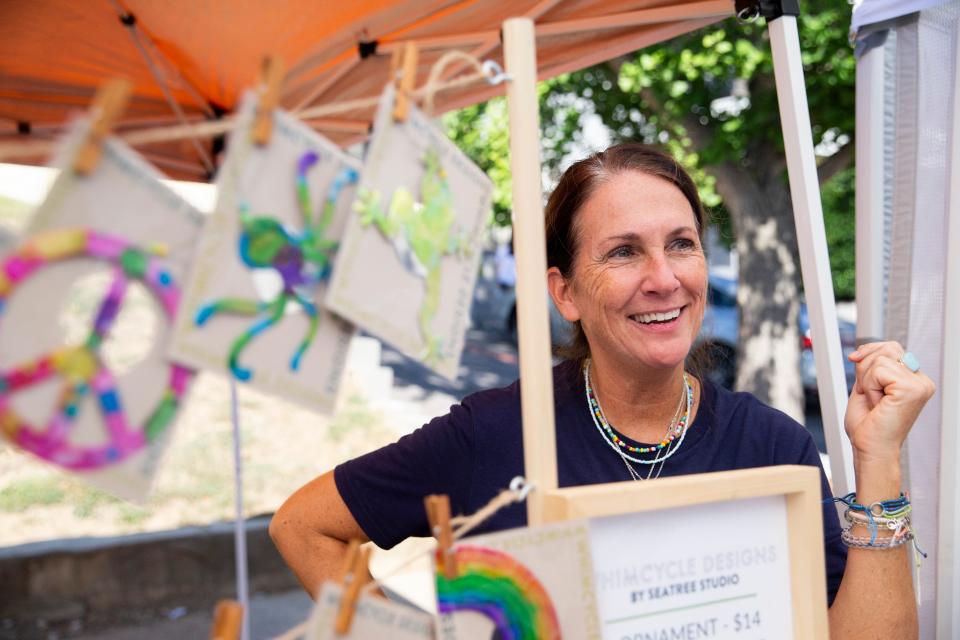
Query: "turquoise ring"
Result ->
[[899, 351, 921, 373]]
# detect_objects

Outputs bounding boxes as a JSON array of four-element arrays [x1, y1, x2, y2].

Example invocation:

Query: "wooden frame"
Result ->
[[541, 465, 828, 638]]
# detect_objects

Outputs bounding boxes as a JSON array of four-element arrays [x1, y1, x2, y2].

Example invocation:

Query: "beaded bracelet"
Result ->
[[829, 492, 928, 607], [828, 492, 928, 562], [842, 528, 914, 550], [831, 492, 912, 545]]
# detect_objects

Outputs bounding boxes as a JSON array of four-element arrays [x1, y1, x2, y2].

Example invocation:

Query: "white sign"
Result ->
[[589, 495, 794, 640]]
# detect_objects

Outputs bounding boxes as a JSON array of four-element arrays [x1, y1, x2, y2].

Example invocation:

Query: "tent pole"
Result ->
[[855, 41, 886, 343], [767, 15, 855, 495], [503, 17, 557, 525], [936, 32, 960, 640]]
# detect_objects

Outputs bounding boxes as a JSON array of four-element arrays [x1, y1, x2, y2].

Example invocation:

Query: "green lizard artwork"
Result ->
[[354, 147, 472, 366]]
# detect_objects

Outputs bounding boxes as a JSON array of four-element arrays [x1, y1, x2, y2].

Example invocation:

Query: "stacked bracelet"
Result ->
[[829, 492, 927, 560]]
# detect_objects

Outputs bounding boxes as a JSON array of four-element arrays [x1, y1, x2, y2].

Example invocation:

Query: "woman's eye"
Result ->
[[670, 238, 697, 251], [608, 245, 634, 258]]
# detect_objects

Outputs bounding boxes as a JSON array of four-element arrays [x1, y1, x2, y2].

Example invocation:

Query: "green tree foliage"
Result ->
[[443, 98, 513, 227], [822, 166, 855, 300]]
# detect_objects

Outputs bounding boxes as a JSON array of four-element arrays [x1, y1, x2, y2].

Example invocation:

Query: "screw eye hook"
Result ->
[[509, 476, 535, 501], [482, 60, 510, 86]]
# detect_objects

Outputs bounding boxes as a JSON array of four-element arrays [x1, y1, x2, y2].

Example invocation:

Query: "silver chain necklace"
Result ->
[[584, 359, 694, 480]]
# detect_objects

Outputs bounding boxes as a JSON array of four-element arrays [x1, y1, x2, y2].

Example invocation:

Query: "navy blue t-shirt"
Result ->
[[335, 359, 847, 605]]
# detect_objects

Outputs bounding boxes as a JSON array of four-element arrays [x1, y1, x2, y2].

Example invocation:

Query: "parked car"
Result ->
[[798, 304, 858, 403], [694, 274, 857, 403]]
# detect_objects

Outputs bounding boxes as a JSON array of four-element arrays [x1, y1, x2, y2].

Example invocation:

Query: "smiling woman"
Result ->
[[271, 145, 933, 639]]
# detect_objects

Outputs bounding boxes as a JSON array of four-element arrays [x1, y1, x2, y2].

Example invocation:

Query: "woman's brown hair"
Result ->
[[545, 143, 708, 361]]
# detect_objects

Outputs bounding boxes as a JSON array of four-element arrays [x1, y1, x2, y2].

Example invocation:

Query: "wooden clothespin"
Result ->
[[425, 494, 458, 580], [208, 599, 244, 640], [334, 539, 371, 635], [252, 55, 285, 146], [73, 78, 132, 176], [392, 42, 419, 123]]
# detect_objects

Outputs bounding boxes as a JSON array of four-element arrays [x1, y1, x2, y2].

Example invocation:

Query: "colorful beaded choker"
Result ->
[[583, 359, 694, 465]]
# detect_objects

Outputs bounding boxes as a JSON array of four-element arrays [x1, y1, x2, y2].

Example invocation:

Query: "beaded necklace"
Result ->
[[583, 359, 694, 467]]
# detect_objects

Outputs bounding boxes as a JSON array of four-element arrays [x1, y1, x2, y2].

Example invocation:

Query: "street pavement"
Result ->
[[73, 591, 313, 640]]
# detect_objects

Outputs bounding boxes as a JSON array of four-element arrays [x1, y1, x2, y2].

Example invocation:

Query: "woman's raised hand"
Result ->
[[845, 341, 936, 467]]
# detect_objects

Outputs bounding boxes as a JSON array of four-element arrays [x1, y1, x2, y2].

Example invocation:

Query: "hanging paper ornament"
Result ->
[[0, 228, 191, 470], [169, 93, 360, 412], [436, 545, 562, 640], [433, 521, 596, 639], [326, 84, 493, 380], [0, 120, 203, 499]]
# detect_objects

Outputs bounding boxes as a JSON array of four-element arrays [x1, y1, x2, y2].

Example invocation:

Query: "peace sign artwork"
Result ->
[[326, 84, 493, 380], [168, 93, 360, 413], [0, 121, 203, 500]]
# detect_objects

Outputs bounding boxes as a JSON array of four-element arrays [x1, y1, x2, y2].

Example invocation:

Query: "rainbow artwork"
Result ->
[[435, 545, 562, 640], [0, 227, 192, 471]]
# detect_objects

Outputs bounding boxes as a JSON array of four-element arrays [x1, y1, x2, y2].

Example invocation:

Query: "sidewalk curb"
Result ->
[[0, 514, 298, 639]]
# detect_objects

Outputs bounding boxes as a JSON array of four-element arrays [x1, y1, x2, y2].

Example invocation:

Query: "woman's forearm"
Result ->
[[828, 460, 917, 639]]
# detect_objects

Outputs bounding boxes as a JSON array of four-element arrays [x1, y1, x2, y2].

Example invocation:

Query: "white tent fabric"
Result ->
[[850, 0, 954, 34], [857, 2, 960, 637]]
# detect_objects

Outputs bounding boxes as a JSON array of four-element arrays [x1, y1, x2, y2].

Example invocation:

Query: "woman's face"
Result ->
[[548, 170, 707, 373]]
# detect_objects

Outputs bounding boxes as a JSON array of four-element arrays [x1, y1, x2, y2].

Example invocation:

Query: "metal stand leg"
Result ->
[[768, 15, 855, 495]]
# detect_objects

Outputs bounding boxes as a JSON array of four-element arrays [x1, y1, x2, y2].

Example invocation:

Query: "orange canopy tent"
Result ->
[[0, 0, 732, 180]]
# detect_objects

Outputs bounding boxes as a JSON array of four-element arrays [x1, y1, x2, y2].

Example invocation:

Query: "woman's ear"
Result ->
[[547, 266, 581, 322]]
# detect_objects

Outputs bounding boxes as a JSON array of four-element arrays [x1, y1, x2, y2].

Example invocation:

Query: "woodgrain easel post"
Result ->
[[502, 17, 557, 525]]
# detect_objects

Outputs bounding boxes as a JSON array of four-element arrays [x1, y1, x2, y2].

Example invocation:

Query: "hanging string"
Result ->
[[108, 0, 215, 175], [0, 52, 508, 164], [421, 50, 509, 116], [357, 477, 535, 597], [449, 476, 532, 539]]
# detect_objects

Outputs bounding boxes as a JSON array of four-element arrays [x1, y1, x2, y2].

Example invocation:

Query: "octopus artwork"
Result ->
[[194, 152, 358, 381], [353, 147, 471, 365]]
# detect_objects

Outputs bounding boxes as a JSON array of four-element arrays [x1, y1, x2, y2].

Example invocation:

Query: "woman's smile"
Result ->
[[629, 305, 686, 331]]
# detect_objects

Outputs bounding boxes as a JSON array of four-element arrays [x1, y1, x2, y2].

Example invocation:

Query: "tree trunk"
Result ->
[[710, 162, 805, 422]]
